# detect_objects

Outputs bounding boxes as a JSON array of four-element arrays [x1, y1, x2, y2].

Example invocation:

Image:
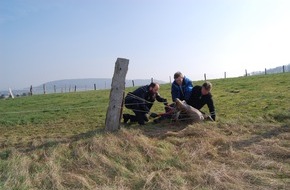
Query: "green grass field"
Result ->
[[1, 73, 290, 189]]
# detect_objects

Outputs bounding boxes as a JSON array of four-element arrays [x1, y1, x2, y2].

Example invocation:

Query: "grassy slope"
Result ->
[[0, 73, 290, 189]]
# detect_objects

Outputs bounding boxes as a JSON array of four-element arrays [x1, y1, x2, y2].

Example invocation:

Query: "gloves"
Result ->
[[163, 99, 168, 106], [150, 112, 159, 118]]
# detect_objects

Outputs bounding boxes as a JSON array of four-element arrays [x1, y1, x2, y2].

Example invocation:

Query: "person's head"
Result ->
[[149, 82, 160, 95], [201, 81, 212, 95], [174, 71, 184, 86]]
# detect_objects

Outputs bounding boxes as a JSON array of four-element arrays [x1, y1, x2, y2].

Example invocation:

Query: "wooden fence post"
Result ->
[[245, 69, 248, 77], [204, 73, 207, 81], [74, 85, 77, 92], [105, 58, 129, 131], [43, 84, 46, 94], [30, 85, 33, 96], [265, 68, 267, 75], [283, 65, 285, 73], [9, 88, 14, 99], [94, 84, 97, 90], [132, 80, 135, 87]]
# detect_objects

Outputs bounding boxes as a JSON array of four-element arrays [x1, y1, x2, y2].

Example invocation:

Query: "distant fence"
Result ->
[[248, 65, 290, 76], [0, 79, 160, 98], [1, 64, 289, 98], [204, 64, 290, 81]]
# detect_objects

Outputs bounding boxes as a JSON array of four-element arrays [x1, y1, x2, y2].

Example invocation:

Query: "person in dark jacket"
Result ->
[[123, 82, 168, 125], [187, 81, 216, 121], [171, 71, 193, 102]]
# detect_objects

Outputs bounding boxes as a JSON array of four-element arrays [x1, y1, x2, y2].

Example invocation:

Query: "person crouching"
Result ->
[[123, 82, 167, 125]]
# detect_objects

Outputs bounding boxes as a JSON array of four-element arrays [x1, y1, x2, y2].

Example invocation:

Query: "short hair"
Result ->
[[149, 82, 158, 88], [174, 71, 184, 79], [202, 81, 212, 91]]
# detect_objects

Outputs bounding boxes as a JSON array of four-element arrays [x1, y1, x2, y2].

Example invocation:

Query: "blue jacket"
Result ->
[[171, 76, 193, 102]]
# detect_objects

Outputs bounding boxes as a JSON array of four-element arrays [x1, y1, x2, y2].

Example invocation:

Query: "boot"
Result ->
[[138, 120, 145, 125], [123, 114, 130, 123]]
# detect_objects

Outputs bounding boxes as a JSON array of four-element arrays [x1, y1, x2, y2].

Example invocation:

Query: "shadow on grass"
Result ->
[[15, 128, 105, 153], [233, 124, 290, 149], [123, 120, 188, 139], [1, 120, 187, 156]]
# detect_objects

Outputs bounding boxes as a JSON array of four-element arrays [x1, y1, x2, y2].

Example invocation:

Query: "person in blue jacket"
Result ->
[[171, 71, 194, 102]]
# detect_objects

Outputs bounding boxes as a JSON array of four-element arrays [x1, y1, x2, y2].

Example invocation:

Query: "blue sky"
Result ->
[[1, 0, 290, 90]]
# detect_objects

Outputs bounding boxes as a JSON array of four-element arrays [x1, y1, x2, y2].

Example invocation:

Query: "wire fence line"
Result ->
[[0, 88, 159, 116], [0, 105, 106, 115], [1, 92, 163, 116], [1, 99, 211, 124]]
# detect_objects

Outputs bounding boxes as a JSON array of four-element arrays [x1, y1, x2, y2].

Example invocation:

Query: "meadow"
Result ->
[[0, 73, 290, 189]]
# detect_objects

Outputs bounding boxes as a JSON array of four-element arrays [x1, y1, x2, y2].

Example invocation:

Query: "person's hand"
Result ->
[[163, 99, 168, 106], [150, 112, 159, 118]]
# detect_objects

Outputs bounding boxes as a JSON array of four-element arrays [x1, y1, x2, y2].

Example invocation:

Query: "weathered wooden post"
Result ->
[[265, 68, 267, 75], [283, 65, 285, 73], [105, 58, 129, 131], [30, 85, 33, 96], [245, 69, 248, 77], [9, 88, 14, 99], [74, 85, 77, 92], [132, 80, 135, 87], [204, 73, 207, 81], [43, 84, 46, 94], [94, 84, 97, 90]]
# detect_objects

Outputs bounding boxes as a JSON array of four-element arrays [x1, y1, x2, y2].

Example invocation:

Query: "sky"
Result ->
[[1, 0, 290, 90]]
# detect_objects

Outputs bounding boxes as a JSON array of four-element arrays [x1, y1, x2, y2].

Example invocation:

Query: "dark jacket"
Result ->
[[125, 85, 167, 113], [171, 76, 193, 102], [187, 85, 216, 120]]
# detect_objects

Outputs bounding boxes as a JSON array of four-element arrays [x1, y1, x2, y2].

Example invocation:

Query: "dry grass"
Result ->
[[1, 121, 289, 189]]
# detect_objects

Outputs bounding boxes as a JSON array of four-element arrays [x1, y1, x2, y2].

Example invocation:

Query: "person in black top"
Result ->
[[123, 82, 168, 125], [187, 81, 216, 121]]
